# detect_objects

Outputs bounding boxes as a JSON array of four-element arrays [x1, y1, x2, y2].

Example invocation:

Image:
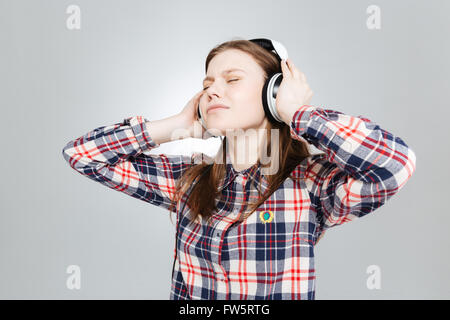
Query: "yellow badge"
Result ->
[[259, 210, 274, 224]]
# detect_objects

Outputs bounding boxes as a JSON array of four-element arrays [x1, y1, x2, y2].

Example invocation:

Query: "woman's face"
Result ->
[[199, 49, 267, 135]]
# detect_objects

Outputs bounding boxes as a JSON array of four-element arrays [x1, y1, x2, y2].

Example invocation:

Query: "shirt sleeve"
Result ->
[[62, 116, 195, 212], [289, 105, 417, 238]]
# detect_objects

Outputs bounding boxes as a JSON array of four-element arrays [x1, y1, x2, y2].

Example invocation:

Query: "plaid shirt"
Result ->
[[62, 105, 416, 300]]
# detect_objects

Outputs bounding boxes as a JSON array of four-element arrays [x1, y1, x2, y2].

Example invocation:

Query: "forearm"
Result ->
[[62, 116, 157, 170], [289, 105, 416, 184], [62, 115, 196, 209], [145, 114, 190, 146]]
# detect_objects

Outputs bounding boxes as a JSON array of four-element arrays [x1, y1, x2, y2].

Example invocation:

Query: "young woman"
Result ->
[[62, 39, 416, 300]]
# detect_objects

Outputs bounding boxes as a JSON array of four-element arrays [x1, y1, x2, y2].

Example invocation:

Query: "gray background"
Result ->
[[1, 0, 448, 299]]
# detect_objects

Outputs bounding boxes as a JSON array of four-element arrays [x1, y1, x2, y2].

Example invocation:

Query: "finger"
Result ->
[[288, 59, 307, 83], [193, 90, 204, 101], [281, 59, 292, 78], [299, 69, 307, 82], [286, 58, 302, 80]]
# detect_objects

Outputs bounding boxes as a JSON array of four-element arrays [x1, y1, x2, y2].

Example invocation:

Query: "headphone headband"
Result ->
[[249, 38, 289, 61]]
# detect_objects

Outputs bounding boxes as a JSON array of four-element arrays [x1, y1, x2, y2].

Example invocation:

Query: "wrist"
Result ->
[[279, 105, 299, 125], [280, 104, 312, 125]]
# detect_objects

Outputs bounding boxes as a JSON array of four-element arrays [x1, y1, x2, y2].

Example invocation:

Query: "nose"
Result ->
[[203, 81, 225, 99]]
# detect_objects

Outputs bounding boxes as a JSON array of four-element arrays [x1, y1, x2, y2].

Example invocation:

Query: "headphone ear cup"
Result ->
[[261, 76, 273, 122], [262, 73, 284, 123], [197, 103, 209, 132], [197, 102, 202, 119]]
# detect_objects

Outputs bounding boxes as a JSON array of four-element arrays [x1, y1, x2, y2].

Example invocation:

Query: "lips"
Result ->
[[207, 104, 230, 114]]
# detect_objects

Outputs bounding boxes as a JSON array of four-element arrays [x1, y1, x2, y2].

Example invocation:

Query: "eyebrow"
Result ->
[[203, 68, 246, 83]]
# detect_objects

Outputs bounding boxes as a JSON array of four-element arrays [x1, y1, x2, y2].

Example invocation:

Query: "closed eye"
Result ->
[[203, 79, 239, 91]]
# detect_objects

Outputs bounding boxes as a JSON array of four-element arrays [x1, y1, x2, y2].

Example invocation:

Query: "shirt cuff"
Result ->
[[124, 116, 160, 151], [289, 105, 318, 139]]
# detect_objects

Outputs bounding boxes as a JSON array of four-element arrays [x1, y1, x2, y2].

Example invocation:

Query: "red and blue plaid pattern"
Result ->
[[62, 105, 416, 299]]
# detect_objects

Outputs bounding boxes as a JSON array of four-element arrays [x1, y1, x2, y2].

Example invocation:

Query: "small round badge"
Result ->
[[259, 210, 274, 224]]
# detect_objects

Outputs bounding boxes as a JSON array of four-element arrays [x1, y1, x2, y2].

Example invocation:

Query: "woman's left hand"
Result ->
[[276, 58, 314, 124]]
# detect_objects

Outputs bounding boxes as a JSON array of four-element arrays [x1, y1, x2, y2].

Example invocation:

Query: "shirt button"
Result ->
[[217, 275, 226, 282]]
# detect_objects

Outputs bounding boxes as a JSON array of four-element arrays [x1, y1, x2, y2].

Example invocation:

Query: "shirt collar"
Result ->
[[217, 151, 269, 193]]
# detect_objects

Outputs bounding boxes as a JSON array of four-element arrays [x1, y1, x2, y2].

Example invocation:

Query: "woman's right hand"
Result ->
[[177, 90, 206, 139]]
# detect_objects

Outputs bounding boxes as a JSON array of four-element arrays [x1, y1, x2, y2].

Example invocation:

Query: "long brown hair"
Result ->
[[168, 38, 312, 226]]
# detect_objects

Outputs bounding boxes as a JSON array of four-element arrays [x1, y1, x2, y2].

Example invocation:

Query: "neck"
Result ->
[[225, 119, 269, 172]]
